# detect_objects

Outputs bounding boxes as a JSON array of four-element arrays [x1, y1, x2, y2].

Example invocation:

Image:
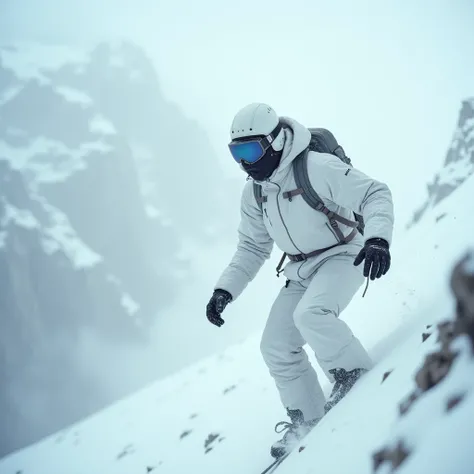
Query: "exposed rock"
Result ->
[[381, 370, 393, 384], [446, 393, 466, 412], [180, 430, 192, 440], [415, 347, 459, 391], [372, 440, 410, 472], [116, 444, 135, 460], [450, 250, 474, 352], [204, 433, 220, 451], [223, 384, 237, 395], [399, 391, 420, 417], [421, 332, 432, 342], [436, 320, 457, 347]]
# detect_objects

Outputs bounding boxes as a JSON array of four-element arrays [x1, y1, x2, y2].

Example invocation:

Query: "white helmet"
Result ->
[[230, 103, 285, 151]]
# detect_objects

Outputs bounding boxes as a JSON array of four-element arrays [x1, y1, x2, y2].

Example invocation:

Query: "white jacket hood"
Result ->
[[259, 116, 311, 184]]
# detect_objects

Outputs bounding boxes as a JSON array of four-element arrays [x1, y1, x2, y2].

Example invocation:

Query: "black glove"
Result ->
[[354, 238, 391, 280], [206, 289, 232, 327]]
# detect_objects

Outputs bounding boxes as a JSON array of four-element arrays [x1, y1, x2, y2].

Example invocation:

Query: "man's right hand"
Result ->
[[206, 289, 232, 327]]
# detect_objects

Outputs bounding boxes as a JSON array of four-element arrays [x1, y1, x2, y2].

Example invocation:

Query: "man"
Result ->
[[206, 103, 394, 458]]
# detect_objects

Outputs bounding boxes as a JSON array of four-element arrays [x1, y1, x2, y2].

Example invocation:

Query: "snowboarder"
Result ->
[[206, 103, 394, 459]]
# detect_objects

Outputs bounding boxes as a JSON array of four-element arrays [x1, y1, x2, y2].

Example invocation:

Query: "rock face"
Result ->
[[407, 98, 474, 228], [0, 41, 234, 456]]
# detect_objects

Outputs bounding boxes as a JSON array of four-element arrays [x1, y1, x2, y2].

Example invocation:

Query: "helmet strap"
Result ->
[[260, 123, 283, 149]]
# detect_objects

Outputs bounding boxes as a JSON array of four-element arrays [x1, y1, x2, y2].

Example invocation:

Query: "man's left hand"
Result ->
[[354, 238, 391, 280]]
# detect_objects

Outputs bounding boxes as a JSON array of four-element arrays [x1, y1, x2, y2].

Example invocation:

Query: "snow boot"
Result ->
[[324, 368, 368, 413], [270, 408, 320, 459]]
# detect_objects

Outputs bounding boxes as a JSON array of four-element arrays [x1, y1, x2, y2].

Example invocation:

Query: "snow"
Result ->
[[388, 336, 474, 474], [0, 85, 23, 106], [81, 141, 113, 154], [0, 137, 113, 184], [145, 204, 161, 218], [89, 114, 117, 135], [0, 193, 101, 269], [34, 195, 103, 269], [437, 159, 473, 186], [434, 119, 474, 188], [107, 273, 122, 285], [0, 43, 88, 84], [463, 116, 474, 134], [1, 159, 473, 473], [121, 293, 140, 316], [55, 86, 93, 107], [1, 200, 40, 230], [465, 123, 474, 144]]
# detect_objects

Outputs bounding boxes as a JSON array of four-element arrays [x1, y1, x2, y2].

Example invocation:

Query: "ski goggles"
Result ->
[[228, 123, 282, 164]]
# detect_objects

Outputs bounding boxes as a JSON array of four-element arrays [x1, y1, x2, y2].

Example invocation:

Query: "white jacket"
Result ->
[[215, 117, 394, 299]]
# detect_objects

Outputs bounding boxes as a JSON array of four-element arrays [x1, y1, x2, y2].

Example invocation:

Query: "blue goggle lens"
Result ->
[[228, 140, 265, 164]]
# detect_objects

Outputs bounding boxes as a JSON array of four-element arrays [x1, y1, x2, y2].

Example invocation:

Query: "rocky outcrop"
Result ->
[[407, 99, 474, 228]]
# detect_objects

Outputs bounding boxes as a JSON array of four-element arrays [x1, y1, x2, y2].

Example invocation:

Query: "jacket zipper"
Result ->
[[274, 183, 302, 254]]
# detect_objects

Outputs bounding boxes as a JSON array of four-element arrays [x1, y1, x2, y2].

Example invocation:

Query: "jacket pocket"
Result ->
[[263, 206, 273, 227]]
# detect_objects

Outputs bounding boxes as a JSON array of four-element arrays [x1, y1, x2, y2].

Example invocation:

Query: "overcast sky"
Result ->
[[1, 0, 473, 226]]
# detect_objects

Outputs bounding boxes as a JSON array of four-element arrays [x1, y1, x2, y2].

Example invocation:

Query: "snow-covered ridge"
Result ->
[[1, 43, 94, 84], [1, 193, 101, 268], [407, 98, 474, 228]]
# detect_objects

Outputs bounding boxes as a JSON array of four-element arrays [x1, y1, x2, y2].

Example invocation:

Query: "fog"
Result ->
[[0, 0, 473, 458]]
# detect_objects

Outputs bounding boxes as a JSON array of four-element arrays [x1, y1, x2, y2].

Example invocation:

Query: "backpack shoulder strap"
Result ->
[[292, 149, 358, 243], [252, 181, 266, 211], [293, 149, 325, 210]]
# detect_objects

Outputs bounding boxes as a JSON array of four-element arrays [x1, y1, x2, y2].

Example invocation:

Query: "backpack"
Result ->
[[253, 127, 365, 275]]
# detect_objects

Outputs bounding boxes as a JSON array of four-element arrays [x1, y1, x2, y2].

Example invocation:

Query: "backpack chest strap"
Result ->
[[282, 188, 304, 201]]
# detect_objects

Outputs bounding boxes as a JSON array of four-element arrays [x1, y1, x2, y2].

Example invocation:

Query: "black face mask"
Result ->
[[242, 147, 283, 181]]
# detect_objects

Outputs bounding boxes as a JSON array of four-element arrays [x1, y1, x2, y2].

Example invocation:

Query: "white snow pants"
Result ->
[[260, 255, 373, 421]]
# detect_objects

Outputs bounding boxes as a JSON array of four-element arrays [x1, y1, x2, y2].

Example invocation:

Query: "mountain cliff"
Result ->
[[0, 40, 234, 456]]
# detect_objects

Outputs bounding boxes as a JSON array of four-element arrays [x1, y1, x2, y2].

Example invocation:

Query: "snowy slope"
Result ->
[[1, 139, 473, 474]]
